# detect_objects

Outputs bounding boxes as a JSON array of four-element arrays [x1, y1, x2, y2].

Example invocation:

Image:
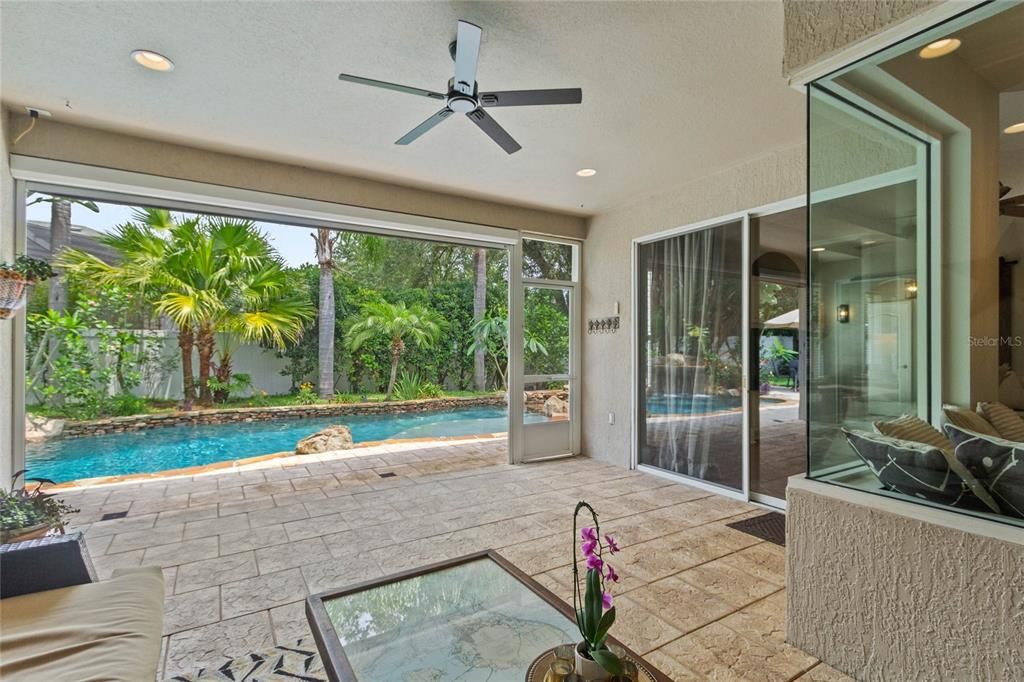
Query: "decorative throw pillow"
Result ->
[[874, 415, 951, 451], [997, 371, 1024, 410], [842, 429, 991, 511], [944, 424, 1024, 519], [942, 405, 1000, 438], [976, 402, 1024, 442]]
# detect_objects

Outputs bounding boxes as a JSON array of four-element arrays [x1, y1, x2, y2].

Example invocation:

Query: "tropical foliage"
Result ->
[[25, 196, 574, 418], [58, 209, 313, 407], [345, 300, 446, 400]]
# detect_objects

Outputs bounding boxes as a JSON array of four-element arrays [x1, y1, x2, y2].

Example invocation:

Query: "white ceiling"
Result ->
[[0, 1, 805, 216]]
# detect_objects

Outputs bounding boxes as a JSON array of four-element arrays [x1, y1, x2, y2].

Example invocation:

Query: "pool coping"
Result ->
[[45, 432, 507, 491], [44, 394, 508, 439]]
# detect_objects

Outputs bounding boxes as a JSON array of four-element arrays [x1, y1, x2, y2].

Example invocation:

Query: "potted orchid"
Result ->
[[572, 500, 623, 680]]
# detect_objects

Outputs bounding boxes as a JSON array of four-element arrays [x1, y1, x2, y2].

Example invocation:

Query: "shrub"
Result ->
[[392, 371, 443, 401], [111, 393, 147, 417], [295, 382, 318, 405], [332, 392, 364, 404]]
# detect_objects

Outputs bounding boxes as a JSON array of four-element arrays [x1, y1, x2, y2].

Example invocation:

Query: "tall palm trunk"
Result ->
[[313, 228, 338, 399], [48, 199, 72, 313], [196, 325, 216, 406], [386, 337, 404, 400], [472, 247, 487, 390], [178, 325, 196, 410], [213, 351, 232, 403]]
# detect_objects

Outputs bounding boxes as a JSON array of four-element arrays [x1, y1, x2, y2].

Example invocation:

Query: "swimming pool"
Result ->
[[26, 406, 543, 483]]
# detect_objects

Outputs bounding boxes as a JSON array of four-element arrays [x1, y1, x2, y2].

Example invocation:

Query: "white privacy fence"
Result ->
[[27, 329, 295, 404]]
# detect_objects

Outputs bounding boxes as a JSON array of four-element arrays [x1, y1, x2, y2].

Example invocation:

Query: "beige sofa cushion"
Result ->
[[977, 402, 1024, 442], [0, 567, 164, 682], [874, 415, 952, 452], [942, 405, 1000, 438]]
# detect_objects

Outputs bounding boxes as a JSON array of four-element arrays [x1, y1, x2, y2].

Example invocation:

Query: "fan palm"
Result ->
[[58, 211, 312, 407], [346, 300, 446, 400]]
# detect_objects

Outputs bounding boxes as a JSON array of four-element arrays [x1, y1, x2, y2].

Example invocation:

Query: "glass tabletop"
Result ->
[[320, 556, 580, 681]]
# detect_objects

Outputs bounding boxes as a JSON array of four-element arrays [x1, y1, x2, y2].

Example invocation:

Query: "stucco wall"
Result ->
[[782, 0, 941, 76], [787, 478, 1024, 679], [581, 144, 806, 465], [4, 111, 586, 240]]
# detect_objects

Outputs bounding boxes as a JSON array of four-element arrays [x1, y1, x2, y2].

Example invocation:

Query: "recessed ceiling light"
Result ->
[[131, 49, 174, 72], [812, 247, 826, 252], [918, 38, 961, 59], [1005, 122, 1024, 134], [576, 168, 597, 177]]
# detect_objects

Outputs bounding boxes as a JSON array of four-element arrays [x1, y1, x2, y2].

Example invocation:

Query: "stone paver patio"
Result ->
[[57, 438, 851, 681]]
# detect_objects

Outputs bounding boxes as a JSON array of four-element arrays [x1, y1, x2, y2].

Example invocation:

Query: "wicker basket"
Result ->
[[0, 269, 30, 319]]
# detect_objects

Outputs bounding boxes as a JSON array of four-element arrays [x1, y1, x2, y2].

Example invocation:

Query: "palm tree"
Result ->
[[312, 228, 339, 399], [472, 248, 487, 390], [28, 193, 99, 313], [467, 317, 547, 390], [59, 210, 312, 408], [346, 300, 446, 400]]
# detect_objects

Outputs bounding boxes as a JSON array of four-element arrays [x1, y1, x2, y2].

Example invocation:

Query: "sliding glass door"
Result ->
[[636, 218, 748, 493]]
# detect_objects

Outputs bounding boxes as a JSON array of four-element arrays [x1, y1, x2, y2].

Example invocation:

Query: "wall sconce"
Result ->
[[905, 280, 918, 299], [837, 304, 851, 323]]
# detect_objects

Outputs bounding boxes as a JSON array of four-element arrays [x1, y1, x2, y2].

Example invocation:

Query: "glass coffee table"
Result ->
[[305, 550, 670, 682]]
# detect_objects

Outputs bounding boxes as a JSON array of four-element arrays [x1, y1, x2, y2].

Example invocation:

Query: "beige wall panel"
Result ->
[[4, 112, 586, 240]]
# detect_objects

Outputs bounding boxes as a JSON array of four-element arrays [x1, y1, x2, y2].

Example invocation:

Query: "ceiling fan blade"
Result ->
[[1000, 182, 1012, 198], [1003, 205, 1024, 218], [395, 108, 454, 145], [467, 109, 521, 154], [453, 20, 482, 96], [338, 73, 445, 101], [1001, 194, 1024, 205], [480, 88, 583, 107]]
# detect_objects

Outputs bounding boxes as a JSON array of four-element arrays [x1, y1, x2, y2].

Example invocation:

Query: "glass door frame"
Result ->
[[509, 234, 582, 464], [630, 197, 807, 507], [631, 212, 752, 502]]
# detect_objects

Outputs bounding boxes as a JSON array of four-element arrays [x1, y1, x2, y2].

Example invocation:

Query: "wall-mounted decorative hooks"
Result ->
[[588, 316, 620, 334]]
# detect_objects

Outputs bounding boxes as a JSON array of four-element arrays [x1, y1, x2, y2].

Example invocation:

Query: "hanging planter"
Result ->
[[0, 256, 55, 319]]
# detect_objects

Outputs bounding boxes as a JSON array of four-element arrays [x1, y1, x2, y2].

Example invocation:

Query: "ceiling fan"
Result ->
[[338, 20, 582, 154], [1001, 182, 1024, 218]]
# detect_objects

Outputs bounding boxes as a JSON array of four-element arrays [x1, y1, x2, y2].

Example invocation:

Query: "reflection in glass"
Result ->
[[808, 87, 927, 477], [323, 558, 579, 680], [636, 220, 745, 490]]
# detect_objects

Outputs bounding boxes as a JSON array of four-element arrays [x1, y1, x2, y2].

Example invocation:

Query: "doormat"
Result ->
[[726, 512, 786, 546]]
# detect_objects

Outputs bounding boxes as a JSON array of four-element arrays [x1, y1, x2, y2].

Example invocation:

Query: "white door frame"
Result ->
[[510, 235, 582, 463], [630, 196, 806, 507]]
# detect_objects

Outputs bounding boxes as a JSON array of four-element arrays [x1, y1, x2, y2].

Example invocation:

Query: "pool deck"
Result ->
[[57, 438, 851, 681]]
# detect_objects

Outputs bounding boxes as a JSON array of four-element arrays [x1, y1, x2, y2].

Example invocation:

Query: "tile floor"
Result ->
[[57, 437, 852, 681]]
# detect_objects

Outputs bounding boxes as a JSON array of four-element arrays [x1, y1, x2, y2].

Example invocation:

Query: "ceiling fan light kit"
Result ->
[[338, 19, 582, 154]]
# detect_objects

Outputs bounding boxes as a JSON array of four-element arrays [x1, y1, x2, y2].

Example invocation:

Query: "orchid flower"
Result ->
[[604, 534, 620, 554], [602, 592, 614, 610], [604, 563, 619, 583]]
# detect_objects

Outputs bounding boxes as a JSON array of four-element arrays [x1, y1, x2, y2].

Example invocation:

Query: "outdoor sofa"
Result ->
[[0, 532, 164, 681]]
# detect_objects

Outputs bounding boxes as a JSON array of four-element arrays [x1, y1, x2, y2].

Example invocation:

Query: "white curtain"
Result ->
[[639, 222, 743, 489]]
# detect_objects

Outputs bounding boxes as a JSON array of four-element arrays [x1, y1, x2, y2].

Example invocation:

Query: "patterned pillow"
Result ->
[[942, 405, 1000, 438], [874, 415, 951, 451], [842, 429, 991, 511], [976, 402, 1024, 442], [944, 424, 1024, 519]]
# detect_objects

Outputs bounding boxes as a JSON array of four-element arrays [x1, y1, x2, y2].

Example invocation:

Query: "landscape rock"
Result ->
[[296, 425, 354, 454], [25, 414, 64, 442], [544, 395, 569, 418]]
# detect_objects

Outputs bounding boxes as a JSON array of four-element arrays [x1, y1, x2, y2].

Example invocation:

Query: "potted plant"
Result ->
[[0, 256, 56, 319], [0, 470, 78, 545], [572, 500, 624, 680]]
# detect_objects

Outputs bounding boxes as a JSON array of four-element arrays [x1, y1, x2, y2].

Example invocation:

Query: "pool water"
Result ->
[[26, 406, 543, 483]]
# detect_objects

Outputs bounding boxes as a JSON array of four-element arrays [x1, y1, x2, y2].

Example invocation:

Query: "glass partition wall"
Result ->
[[806, 1, 1024, 527]]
